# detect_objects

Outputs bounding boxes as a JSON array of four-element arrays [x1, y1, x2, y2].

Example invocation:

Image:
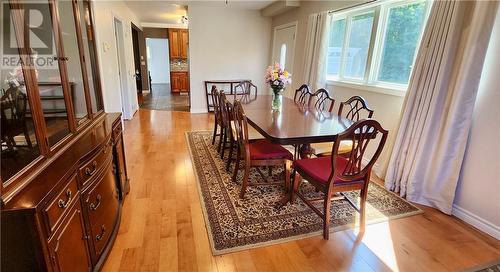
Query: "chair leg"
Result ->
[[359, 187, 368, 233], [226, 136, 234, 171], [218, 126, 224, 153], [268, 166, 272, 177], [239, 164, 251, 199], [323, 190, 333, 240], [221, 128, 227, 159], [212, 121, 218, 145], [232, 148, 241, 183], [24, 126, 32, 148]]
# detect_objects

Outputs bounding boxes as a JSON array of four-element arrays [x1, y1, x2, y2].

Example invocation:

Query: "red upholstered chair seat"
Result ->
[[293, 156, 360, 185], [249, 140, 293, 160]]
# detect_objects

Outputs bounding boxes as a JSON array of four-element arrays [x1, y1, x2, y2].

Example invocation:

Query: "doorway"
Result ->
[[272, 22, 297, 97], [113, 17, 132, 119], [131, 23, 143, 102]]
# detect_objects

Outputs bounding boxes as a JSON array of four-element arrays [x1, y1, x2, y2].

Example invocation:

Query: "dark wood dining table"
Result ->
[[227, 95, 354, 158]]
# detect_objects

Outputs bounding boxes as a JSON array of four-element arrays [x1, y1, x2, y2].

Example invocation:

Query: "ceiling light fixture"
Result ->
[[181, 15, 188, 24]]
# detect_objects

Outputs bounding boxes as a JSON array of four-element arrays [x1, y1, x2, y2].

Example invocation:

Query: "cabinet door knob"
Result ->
[[96, 225, 106, 241], [84, 161, 98, 176], [89, 194, 102, 211], [57, 190, 72, 209]]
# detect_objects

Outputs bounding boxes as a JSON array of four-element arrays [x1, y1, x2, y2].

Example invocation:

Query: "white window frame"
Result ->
[[326, 0, 431, 96]]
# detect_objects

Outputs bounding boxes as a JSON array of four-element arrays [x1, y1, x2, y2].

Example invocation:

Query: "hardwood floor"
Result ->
[[102, 109, 500, 272]]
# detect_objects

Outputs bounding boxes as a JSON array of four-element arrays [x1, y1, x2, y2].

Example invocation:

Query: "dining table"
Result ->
[[227, 94, 354, 159]]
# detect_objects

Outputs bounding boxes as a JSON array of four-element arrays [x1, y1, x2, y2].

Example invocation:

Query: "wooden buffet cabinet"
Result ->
[[1, 0, 129, 271], [1, 114, 129, 271]]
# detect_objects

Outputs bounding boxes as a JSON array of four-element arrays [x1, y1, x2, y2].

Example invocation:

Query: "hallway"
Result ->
[[139, 83, 189, 111]]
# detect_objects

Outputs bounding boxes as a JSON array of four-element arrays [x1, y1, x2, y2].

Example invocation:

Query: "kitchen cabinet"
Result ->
[[171, 72, 189, 93], [168, 29, 189, 59]]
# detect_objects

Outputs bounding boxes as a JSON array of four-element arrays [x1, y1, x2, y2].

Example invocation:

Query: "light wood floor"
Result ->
[[102, 109, 500, 272]]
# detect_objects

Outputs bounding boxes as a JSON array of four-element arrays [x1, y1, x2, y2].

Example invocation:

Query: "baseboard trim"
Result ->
[[452, 204, 500, 240], [190, 108, 208, 114]]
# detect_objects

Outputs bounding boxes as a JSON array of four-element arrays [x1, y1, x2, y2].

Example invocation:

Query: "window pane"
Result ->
[[378, 2, 427, 84], [78, 0, 103, 114], [57, 0, 88, 125], [1, 4, 41, 182], [344, 12, 374, 79], [326, 19, 346, 77], [26, 1, 72, 146]]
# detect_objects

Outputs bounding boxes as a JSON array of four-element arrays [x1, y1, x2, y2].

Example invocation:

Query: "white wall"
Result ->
[[146, 38, 170, 84], [92, 0, 140, 119], [452, 8, 500, 240], [188, 4, 272, 113]]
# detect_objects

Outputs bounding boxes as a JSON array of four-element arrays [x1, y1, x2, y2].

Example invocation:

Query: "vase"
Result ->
[[271, 86, 284, 110]]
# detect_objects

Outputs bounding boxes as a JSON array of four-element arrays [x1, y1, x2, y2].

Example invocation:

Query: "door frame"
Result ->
[[112, 15, 132, 120], [271, 21, 298, 72], [130, 23, 143, 95]]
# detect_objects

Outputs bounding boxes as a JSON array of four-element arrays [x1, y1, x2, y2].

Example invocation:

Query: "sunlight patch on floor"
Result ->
[[362, 221, 400, 272]]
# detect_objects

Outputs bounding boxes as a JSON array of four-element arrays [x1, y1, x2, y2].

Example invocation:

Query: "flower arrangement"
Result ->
[[265, 63, 291, 93]]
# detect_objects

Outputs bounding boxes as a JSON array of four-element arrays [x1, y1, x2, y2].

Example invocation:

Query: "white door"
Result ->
[[113, 18, 131, 119], [272, 23, 297, 75]]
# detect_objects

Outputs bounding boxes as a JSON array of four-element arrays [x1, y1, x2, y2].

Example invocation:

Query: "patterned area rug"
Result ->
[[464, 260, 500, 272], [186, 131, 423, 255]]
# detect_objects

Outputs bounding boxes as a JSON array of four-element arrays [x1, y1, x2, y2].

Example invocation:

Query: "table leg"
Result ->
[[275, 168, 296, 209], [299, 144, 315, 159]]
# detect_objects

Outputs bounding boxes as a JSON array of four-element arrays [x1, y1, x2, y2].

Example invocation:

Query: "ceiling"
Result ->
[[124, 1, 276, 25], [124, 1, 188, 25]]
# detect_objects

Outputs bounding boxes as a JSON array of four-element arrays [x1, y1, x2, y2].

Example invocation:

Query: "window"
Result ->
[[326, 0, 430, 91], [280, 44, 287, 69]]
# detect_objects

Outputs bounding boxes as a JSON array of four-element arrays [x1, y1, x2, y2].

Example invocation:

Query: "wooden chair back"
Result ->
[[293, 84, 312, 106], [234, 81, 257, 97], [1, 87, 28, 122], [232, 100, 250, 160], [309, 89, 335, 112], [329, 119, 388, 184], [218, 91, 231, 129], [338, 96, 374, 121], [211, 86, 221, 124]]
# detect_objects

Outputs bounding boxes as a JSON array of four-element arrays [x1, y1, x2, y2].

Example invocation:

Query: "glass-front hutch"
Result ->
[[1, 1, 129, 271]]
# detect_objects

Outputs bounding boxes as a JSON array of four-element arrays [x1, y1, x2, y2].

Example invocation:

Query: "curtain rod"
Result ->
[[328, 0, 378, 14]]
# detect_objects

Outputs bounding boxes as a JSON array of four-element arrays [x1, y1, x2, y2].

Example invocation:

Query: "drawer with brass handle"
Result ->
[[78, 138, 112, 188], [43, 174, 79, 235], [112, 122, 122, 140], [84, 158, 120, 260]]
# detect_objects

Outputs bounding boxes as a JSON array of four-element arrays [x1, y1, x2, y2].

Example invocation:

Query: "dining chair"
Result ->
[[218, 91, 233, 158], [211, 86, 222, 145], [308, 88, 335, 112], [314, 96, 374, 157], [232, 100, 293, 199], [289, 84, 314, 159], [293, 84, 312, 106], [338, 96, 374, 121], [226, 95, 271, 171], [234, 80, 257, 98], [292, 119, 388, 239], [1, 87, 32, 150]]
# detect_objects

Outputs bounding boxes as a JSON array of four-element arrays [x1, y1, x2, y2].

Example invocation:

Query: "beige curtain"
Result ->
[[385, 0, 498, 214], [303, 12, 330, 91]]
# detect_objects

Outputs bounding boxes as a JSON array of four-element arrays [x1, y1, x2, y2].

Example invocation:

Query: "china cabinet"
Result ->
[[0, 0, 128, 271]]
